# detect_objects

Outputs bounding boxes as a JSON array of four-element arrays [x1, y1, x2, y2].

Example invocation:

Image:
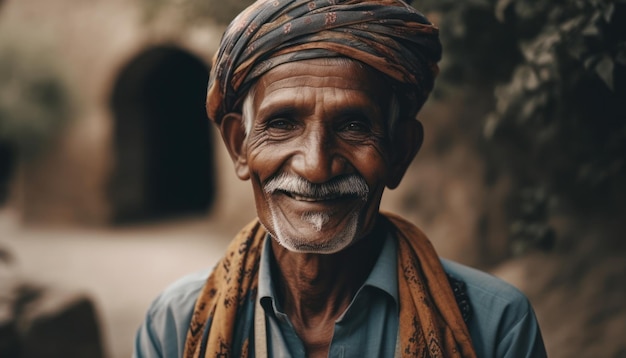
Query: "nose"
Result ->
[[290, 125, 347, 183]]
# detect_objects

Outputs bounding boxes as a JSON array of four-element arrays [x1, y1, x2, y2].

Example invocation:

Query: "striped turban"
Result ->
[[206, 0, 442, 124]]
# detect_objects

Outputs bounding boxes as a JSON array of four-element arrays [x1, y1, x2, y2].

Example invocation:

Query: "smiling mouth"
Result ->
[[280, 190, 355, 202]]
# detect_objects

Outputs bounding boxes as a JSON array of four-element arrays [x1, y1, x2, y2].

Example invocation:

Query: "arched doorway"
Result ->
[[109, 45, 215, 223], [0, 141, 15, 205]]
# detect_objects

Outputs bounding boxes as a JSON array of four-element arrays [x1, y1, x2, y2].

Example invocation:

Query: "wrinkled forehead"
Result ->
[[243, 57, 394, 114]]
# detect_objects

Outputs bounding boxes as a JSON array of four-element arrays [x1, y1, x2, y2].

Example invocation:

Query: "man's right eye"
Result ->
[[267, 118, 295, 130]]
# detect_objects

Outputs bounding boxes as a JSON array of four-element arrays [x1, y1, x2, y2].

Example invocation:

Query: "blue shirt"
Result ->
[[258, 232, 399, 357], [133, 233, 546, 358]]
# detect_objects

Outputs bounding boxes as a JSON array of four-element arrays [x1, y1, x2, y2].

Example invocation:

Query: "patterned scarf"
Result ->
[[183, 212, 477, 357], [206, 0, 442, 124]]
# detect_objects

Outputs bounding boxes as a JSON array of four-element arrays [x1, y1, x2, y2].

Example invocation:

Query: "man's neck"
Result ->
[[268, 218, 386, 357]]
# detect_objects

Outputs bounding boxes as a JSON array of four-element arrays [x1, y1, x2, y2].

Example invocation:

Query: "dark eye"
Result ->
[[267, 118, 295, 131], [341, 119, 370, 133]]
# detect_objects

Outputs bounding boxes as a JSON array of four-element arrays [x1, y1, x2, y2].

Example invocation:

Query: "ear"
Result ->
[[386, 119, 423, 189], [220, 112, 250, 180]]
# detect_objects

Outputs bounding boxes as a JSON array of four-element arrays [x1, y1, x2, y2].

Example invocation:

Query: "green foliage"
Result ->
[[487, 0, 626, 203], [417, 0, 626, 253], [0, 35, 74, 159]]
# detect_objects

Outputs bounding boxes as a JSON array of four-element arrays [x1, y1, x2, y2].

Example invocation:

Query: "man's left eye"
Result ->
[[342, 121, 369, 132]]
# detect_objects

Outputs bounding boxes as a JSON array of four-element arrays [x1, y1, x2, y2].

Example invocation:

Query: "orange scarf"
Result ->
[[184, 212, 476, 357]]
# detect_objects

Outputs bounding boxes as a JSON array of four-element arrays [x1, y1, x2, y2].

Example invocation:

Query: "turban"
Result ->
[[206, 0, 442, 124]]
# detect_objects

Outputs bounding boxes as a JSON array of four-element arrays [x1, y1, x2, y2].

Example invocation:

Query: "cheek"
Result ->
[[247, 145, 287, 183], [348, 144, 391, 189], [251, 179, 270, 217], [246, 131, 289, 177]]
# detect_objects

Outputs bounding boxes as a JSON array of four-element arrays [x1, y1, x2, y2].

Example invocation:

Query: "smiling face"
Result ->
[[220, 58, 422, 254]]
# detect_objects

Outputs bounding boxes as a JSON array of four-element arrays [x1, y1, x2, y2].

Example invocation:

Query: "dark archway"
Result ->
[[0, 141, 15, 205], [109, 45, 215, 223]]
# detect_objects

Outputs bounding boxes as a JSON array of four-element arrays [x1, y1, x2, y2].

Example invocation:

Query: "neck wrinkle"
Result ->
[[269, 220, 386, 326]]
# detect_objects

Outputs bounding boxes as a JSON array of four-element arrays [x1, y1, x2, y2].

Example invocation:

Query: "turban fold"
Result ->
[[206, 0, 442, 124]]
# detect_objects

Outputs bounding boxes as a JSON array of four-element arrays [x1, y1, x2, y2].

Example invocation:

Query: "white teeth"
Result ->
[[290, 193, 339, 201]]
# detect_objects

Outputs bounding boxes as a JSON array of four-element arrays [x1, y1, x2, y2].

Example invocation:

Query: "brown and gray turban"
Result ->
[[206, 0, 442, 124]]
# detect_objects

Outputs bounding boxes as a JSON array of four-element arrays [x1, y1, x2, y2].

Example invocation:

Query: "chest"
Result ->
[[259, 288, 398, 358]]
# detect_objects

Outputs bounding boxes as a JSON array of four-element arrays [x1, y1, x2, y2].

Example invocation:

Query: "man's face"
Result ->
[[224, 58, 416, 254]]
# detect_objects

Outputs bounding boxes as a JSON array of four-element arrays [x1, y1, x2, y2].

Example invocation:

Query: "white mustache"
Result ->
[[264, 173, 369, 200]]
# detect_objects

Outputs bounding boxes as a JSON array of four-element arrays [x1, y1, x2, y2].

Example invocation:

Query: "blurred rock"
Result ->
[[0, 245, 20, 357], [17, 286, 105, 358], [0, 245, 105, 358]]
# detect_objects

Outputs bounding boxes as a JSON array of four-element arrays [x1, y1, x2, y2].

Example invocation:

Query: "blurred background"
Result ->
[[0, 0, 624, 357]]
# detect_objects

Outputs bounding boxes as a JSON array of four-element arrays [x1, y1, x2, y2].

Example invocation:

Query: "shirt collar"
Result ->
[[257, 231, 399, 310]]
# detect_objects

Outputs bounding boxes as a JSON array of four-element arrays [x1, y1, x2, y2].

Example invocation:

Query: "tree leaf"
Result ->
[[595, 55, 615, 90]]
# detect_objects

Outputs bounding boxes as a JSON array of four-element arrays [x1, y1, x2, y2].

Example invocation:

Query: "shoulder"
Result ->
[[134, 268, 212, 358], [441, 258, 529, 309], [148, 268, 212, 316], [441, 259, 547, 358]]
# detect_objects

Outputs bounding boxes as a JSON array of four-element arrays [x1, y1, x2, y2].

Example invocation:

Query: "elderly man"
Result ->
[[134, 0, 547, 357]]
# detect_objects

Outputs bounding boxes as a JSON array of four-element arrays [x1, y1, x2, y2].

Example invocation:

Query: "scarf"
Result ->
[[183, 212, 477, 357]]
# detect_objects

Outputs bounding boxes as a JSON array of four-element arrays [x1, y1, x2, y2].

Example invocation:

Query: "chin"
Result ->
[[270, 211, 361, 254]]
